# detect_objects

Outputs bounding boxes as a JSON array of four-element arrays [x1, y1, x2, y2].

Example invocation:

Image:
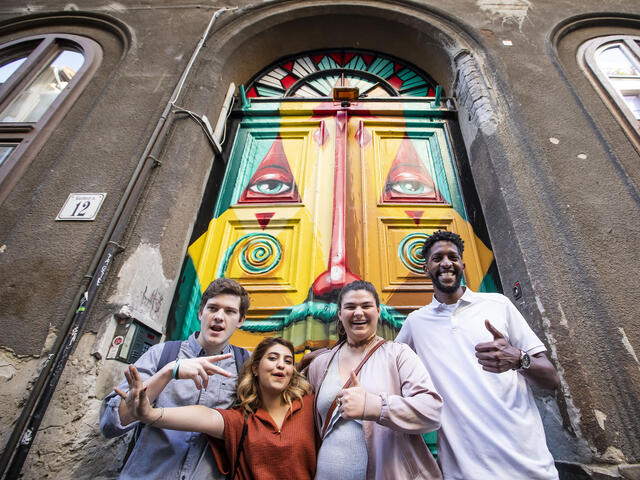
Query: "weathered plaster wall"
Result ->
[[19, 333, 130, 480], [0, 327, 57, 451]]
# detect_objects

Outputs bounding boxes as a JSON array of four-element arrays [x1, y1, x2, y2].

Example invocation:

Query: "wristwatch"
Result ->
[[519, 350, 531, 370]]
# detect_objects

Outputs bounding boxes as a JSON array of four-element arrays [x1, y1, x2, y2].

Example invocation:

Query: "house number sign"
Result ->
[[56, 193, 106, 221]]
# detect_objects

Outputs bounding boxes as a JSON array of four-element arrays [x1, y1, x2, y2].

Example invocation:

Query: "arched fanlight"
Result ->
[[246, 49, 438, 98]]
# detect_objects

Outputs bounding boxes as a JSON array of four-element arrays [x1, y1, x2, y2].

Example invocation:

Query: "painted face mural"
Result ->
[[171, 50, 498, 353]]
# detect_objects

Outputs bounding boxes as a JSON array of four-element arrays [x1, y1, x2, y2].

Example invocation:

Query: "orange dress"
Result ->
[[209, 394, 317, 480]]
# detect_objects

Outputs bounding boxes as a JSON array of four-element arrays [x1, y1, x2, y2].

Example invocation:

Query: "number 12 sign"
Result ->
[[56, 193, 107, 221]]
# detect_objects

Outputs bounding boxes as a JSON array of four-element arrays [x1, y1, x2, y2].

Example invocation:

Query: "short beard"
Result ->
[[431, 272, 463, 294]]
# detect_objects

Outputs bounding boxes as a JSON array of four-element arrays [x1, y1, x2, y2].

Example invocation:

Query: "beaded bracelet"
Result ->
[[172, 359, 181, 380]]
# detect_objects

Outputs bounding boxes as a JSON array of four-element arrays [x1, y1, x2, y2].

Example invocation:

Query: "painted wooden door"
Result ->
[[344, 108, 495, 338], [173, 100, 496, 352]]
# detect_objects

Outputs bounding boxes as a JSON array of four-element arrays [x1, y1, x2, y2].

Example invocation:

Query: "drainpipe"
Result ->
[[0, 7, 233, 478]]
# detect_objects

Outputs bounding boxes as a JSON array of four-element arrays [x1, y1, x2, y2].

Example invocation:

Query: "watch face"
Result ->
[[521, 351, 531, 369]]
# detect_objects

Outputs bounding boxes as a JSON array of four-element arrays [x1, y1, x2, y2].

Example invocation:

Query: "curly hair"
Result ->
[[421, 230, 464, 261], [198, 278, 250, 318], [236, 337, 312, 415]]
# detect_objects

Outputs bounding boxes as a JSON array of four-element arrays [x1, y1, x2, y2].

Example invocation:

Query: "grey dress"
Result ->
[[315, 351, 368, 480]]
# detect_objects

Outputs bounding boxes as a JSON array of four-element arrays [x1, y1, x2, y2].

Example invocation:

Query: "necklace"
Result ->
[[346, 332, 378, 349]]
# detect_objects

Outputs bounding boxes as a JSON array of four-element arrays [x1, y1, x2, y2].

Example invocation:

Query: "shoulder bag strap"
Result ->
[[157, 340, 182, 370], [227, 414, 248, 480], [320, 339, 387, 438]]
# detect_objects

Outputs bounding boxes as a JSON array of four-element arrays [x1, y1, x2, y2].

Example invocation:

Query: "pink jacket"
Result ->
[[307, 341, 443, 480]]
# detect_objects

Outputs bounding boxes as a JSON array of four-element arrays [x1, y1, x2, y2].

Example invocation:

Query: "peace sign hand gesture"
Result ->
[[170, 354, 233, 390]]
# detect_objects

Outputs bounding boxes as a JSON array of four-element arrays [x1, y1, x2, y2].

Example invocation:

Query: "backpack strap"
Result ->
[[158, 340, 182, 370], [230, 344, 250, 374]]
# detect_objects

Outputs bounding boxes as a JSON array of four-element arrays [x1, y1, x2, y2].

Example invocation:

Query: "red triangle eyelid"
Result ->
[[382, 137, 441, 202], [238, 136, 301, 203], [248, 165, 294, 185], [387, 168, 434, 187]]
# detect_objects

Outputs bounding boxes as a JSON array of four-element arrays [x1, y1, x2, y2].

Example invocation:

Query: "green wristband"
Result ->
[[172, 359, 181, 379]]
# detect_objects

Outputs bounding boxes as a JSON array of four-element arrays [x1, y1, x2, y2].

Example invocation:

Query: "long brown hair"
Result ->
[[236, 337, 312, 415]]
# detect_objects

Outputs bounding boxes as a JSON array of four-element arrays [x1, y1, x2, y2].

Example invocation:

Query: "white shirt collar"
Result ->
[[430, 286, 476, 310]]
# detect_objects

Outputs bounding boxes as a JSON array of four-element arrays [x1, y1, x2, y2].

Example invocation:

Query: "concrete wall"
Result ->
[[1, 1, 639, 478]]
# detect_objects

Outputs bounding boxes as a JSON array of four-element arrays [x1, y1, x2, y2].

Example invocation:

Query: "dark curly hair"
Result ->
[[421, 230, 464, 260]]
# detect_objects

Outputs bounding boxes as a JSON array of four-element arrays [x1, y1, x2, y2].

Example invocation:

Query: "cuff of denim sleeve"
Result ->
[[363, 392, 383, 421]]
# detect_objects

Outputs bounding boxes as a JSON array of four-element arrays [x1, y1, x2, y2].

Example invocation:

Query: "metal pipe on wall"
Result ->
[[0, 7, 232, 478]]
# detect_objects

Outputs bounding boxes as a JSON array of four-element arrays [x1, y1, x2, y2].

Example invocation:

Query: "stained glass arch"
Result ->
[[246, 49, 438, 98]]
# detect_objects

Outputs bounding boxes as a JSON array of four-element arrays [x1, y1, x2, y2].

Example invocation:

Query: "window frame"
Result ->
[[579, 35, 640, 147], [0, 33, 102, 205]]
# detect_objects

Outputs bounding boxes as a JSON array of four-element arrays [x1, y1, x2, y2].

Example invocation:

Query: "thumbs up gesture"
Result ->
[[474, 320, 521, 373], [337, 371, 373, 420]]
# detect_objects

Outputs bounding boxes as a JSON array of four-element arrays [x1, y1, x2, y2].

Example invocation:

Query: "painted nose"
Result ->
[[312, 110, 360, 298]]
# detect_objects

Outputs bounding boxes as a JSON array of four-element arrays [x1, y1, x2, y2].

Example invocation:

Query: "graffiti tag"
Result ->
[[141, 286, 163, 314]]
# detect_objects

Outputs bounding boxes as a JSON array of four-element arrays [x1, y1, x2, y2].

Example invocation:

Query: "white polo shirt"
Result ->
[[396, 288, 558, 480]]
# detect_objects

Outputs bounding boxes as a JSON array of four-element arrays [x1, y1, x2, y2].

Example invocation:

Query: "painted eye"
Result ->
[[387, 171, 434, 196], [391, 180, 429, 195], [249, 176, 292, 195]]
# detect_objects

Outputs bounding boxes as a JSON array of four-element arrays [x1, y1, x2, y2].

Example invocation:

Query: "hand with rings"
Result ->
[[336, 371, 367, 420]]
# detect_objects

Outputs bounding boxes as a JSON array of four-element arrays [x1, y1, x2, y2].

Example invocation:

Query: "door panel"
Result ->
[[188, 114, 336, 347], [350, 116, 494, 319]]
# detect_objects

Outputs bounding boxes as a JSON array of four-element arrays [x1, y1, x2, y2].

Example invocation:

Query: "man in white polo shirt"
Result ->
[[396, 230, 560, 480]]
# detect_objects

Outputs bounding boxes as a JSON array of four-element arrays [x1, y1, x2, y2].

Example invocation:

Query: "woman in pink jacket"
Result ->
[[307, 280, 443, 480]]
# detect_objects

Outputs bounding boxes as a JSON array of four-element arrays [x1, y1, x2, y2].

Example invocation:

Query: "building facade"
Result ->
[[0, 1, 639, 478]]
